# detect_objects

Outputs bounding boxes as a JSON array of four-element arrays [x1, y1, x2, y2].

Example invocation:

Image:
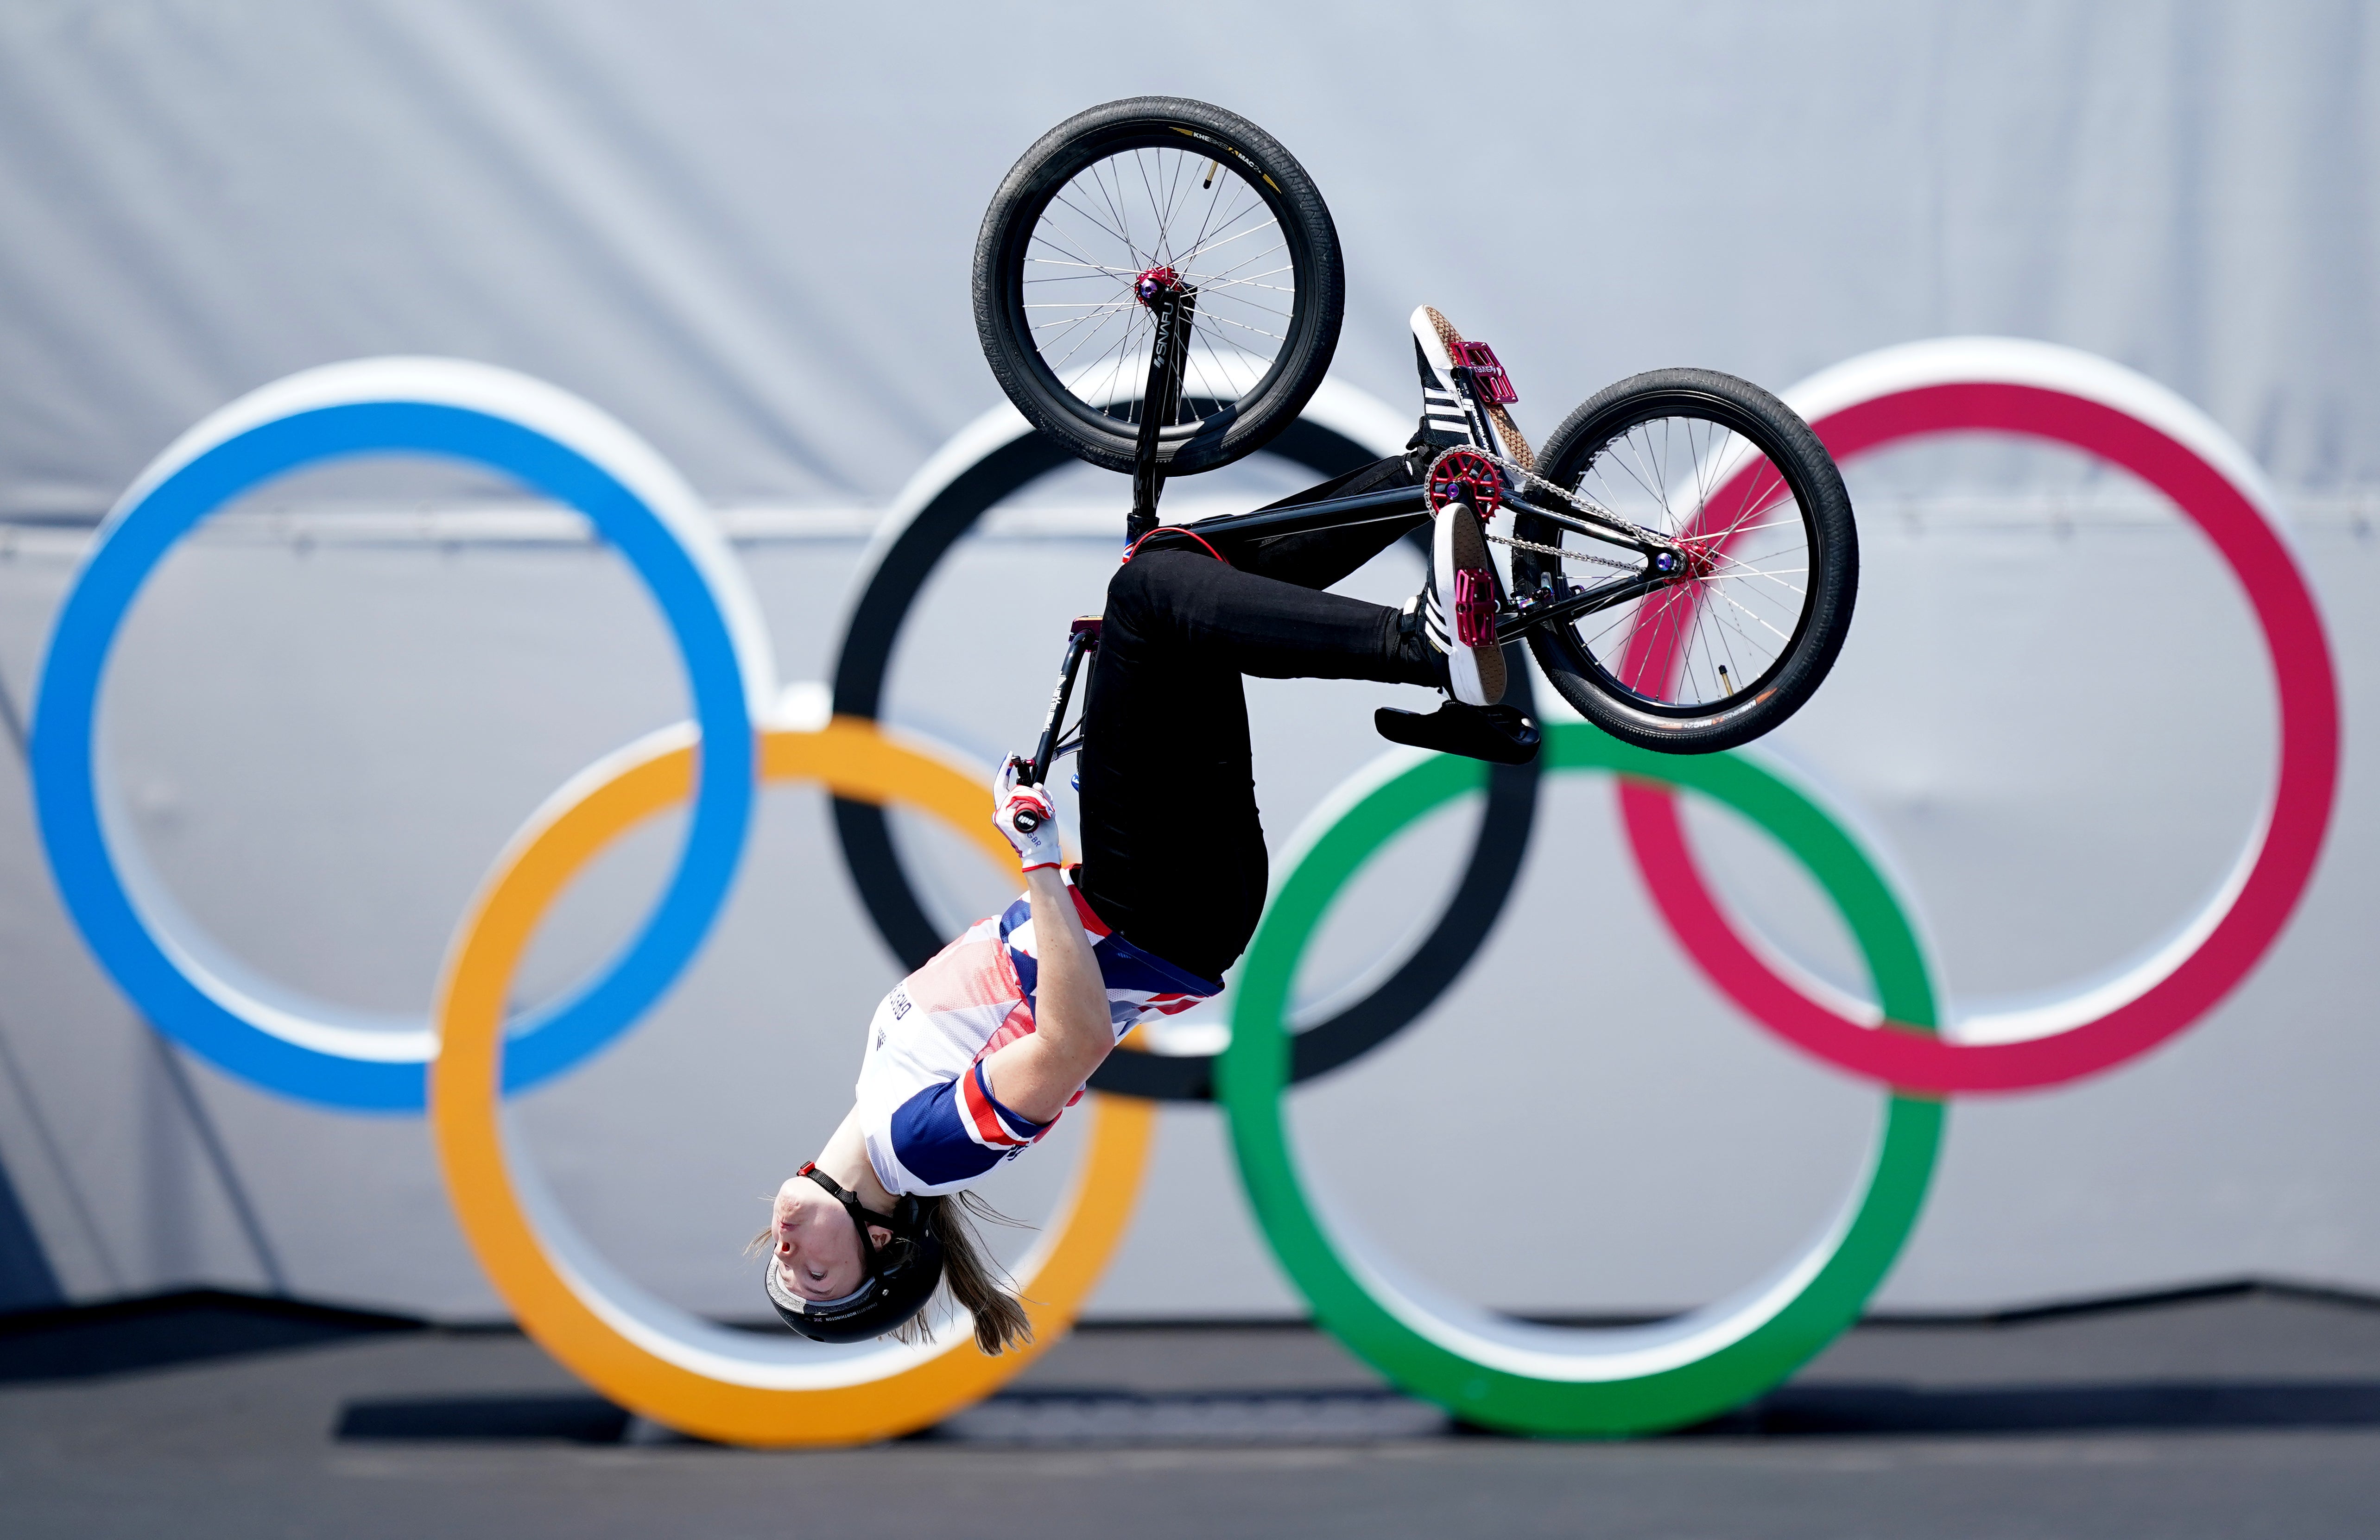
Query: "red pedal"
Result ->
[[1452, 568, 1497, 650], [1449, 340, 1517, 404]]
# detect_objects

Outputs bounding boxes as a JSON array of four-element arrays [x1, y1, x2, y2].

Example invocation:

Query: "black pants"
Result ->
[[1073, 482, 1432, 983]]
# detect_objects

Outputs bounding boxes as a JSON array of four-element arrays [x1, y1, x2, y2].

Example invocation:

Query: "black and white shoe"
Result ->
[[1399, 501, 1505, 707], [1410, 305, 1482, 450]]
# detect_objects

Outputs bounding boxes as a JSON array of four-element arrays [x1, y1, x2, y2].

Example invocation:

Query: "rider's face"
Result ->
[[770, 1178, 869, 1301]]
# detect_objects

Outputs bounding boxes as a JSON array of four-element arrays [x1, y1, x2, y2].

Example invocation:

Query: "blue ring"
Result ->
[[30, 403, 756, 1111]]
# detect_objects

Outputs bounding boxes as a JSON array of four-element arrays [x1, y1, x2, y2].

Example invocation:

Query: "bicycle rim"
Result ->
[[1534, 398, 1821, 715], [1038, 145, 1293, 406]]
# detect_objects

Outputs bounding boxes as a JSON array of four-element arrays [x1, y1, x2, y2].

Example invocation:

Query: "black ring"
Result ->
[[828, 413, 1540, 1101]]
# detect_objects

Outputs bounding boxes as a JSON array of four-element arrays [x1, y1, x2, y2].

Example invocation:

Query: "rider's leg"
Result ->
[[1103, 544, 1433, 688], [1071, 547, 1439, 980], [1171, 454, 1503, 708], [1194, 452, 1429, 592]]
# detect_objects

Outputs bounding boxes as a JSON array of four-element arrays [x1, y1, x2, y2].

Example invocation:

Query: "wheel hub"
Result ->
[[1133, 265, 1183, 307], [1652, 538, 1718, 583]]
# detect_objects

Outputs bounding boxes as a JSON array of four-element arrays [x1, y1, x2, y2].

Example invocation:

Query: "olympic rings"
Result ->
[[1619, 338, 2340, 1094], [41, 340, 2336, 1444], [828, 383, 1542, 1102], [429, 716, 1155, 1447], [1215, 723, 1944, 1437], [29, 359, 776, 1110]]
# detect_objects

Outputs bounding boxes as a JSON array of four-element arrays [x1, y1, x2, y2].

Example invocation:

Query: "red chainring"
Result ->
[[1426, 449, 1503, 520]]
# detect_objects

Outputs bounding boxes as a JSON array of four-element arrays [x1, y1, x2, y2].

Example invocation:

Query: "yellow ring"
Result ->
[[429, 716, 1155, 1446]]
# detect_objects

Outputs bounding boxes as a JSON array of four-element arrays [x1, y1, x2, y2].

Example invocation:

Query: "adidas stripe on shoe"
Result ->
[[1420, 501, 1505, 707]]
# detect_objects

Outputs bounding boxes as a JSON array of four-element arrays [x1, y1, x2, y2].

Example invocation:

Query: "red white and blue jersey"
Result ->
[[856, 874, 1220, 1197]]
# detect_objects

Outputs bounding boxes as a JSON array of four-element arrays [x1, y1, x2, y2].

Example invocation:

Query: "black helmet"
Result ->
[[763, 1164, 945, 1344]]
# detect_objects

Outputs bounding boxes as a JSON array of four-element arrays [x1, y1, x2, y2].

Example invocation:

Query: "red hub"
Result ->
[[1133, 265, 1183, 307], [1426, 448, 1503, 521], [1655, 538, 1720, 584]]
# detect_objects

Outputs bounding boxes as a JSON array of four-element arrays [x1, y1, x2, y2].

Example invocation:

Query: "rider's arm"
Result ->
[[980, 864, 1112, 1123], [979, 757, 1113, 1124]]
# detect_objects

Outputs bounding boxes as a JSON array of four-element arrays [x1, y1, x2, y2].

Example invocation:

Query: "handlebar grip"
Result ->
[[1010, 808, 1043, 834]]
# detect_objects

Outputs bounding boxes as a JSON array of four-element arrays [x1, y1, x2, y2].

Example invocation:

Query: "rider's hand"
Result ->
[[994, 755, 1063, 872]]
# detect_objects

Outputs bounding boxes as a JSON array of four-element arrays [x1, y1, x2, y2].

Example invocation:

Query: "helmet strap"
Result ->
[[798, 1162, 916, 1279]]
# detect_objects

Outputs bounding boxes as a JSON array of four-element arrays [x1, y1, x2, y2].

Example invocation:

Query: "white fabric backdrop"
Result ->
[[4, 0, 2376, 517]]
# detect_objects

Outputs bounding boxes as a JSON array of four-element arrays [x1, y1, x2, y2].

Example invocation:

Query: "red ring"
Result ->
[[1621, 369, 2340, 1094]]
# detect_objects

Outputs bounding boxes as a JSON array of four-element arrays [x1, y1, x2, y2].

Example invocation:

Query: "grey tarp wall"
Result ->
[[0, 1, 2375, 1321]]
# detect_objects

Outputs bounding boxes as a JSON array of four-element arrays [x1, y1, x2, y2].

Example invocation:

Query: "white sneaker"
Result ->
[[1411, 305, 1481, 450], [1407, 500, 1505, 707]]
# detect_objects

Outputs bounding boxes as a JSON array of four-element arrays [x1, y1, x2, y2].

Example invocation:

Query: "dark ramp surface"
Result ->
[[0, 1288, 421, 1382], [3, 1288, 2376, 1539]]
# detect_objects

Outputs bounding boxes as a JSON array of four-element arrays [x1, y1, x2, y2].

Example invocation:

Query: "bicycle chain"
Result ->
[[1423, 445, 1650, 574], [1484, 525, 1633, 570]]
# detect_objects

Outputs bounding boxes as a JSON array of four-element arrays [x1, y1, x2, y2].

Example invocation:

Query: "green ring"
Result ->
[[1216, 722, 1944, 1437]]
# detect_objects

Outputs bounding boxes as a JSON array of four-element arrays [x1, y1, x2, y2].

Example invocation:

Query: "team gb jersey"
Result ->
[[856, 874, 1220, 1197]]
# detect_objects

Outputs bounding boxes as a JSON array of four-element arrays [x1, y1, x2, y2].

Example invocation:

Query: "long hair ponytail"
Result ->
[[896, 1190, 1034, 1356]]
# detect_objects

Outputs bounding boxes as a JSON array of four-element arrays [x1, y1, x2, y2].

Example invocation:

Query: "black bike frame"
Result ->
[[1171, 484, 1675, 644], [1016, 282, 1684, 781]]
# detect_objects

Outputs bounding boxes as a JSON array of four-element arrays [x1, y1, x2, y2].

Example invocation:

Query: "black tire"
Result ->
[[1510, 369, 1857, 753], [973, 97, 1343, 476]]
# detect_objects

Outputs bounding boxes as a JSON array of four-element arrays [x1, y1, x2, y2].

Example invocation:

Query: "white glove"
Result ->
[[993, 755, 1063, 872]]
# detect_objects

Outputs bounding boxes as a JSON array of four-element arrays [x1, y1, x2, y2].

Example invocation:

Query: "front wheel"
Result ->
[[1508, 370, 1857, 753], [972, 97, 1344, 477]]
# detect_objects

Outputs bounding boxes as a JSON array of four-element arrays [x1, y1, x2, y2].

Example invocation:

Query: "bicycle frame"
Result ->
[[1009, 281, 1698, 770], [1019, 616, 1100, 788], [1107, 271, 1683, 647]]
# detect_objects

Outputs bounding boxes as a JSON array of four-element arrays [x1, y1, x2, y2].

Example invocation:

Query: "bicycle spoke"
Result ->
[[1177, 164, 1234, 264], [1185, 237, 1287, 287], [1131, 149, 1167, 263], [1093, 157, 1144, 267], [1179, 191, 1266, 268], [1196, 311, 1288, 344], [1027, 233, 1140, 285], [1023, 144, 1300, 433], [1155, 151, 1193, 262], [1701, 557, 1807, 597], [1040, 310, 1128, 373], [1173, 218, 1279, 268], [1043, 304, 1136, 374], [1707, 586, 1751, 695], [1532, 405, 1820, 710], [1189, 316, 1267, 370], [1054, 188, 1139, 267], [1707, 586, 1795, 647]]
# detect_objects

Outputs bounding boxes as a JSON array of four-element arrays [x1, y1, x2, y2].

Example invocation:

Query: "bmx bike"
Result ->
[[972, 96, 1858, 772]]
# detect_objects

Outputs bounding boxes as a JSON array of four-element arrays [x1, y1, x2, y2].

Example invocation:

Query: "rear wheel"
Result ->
[[1509, 370, 1857, 753], [973, 96, 1344, 476]]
